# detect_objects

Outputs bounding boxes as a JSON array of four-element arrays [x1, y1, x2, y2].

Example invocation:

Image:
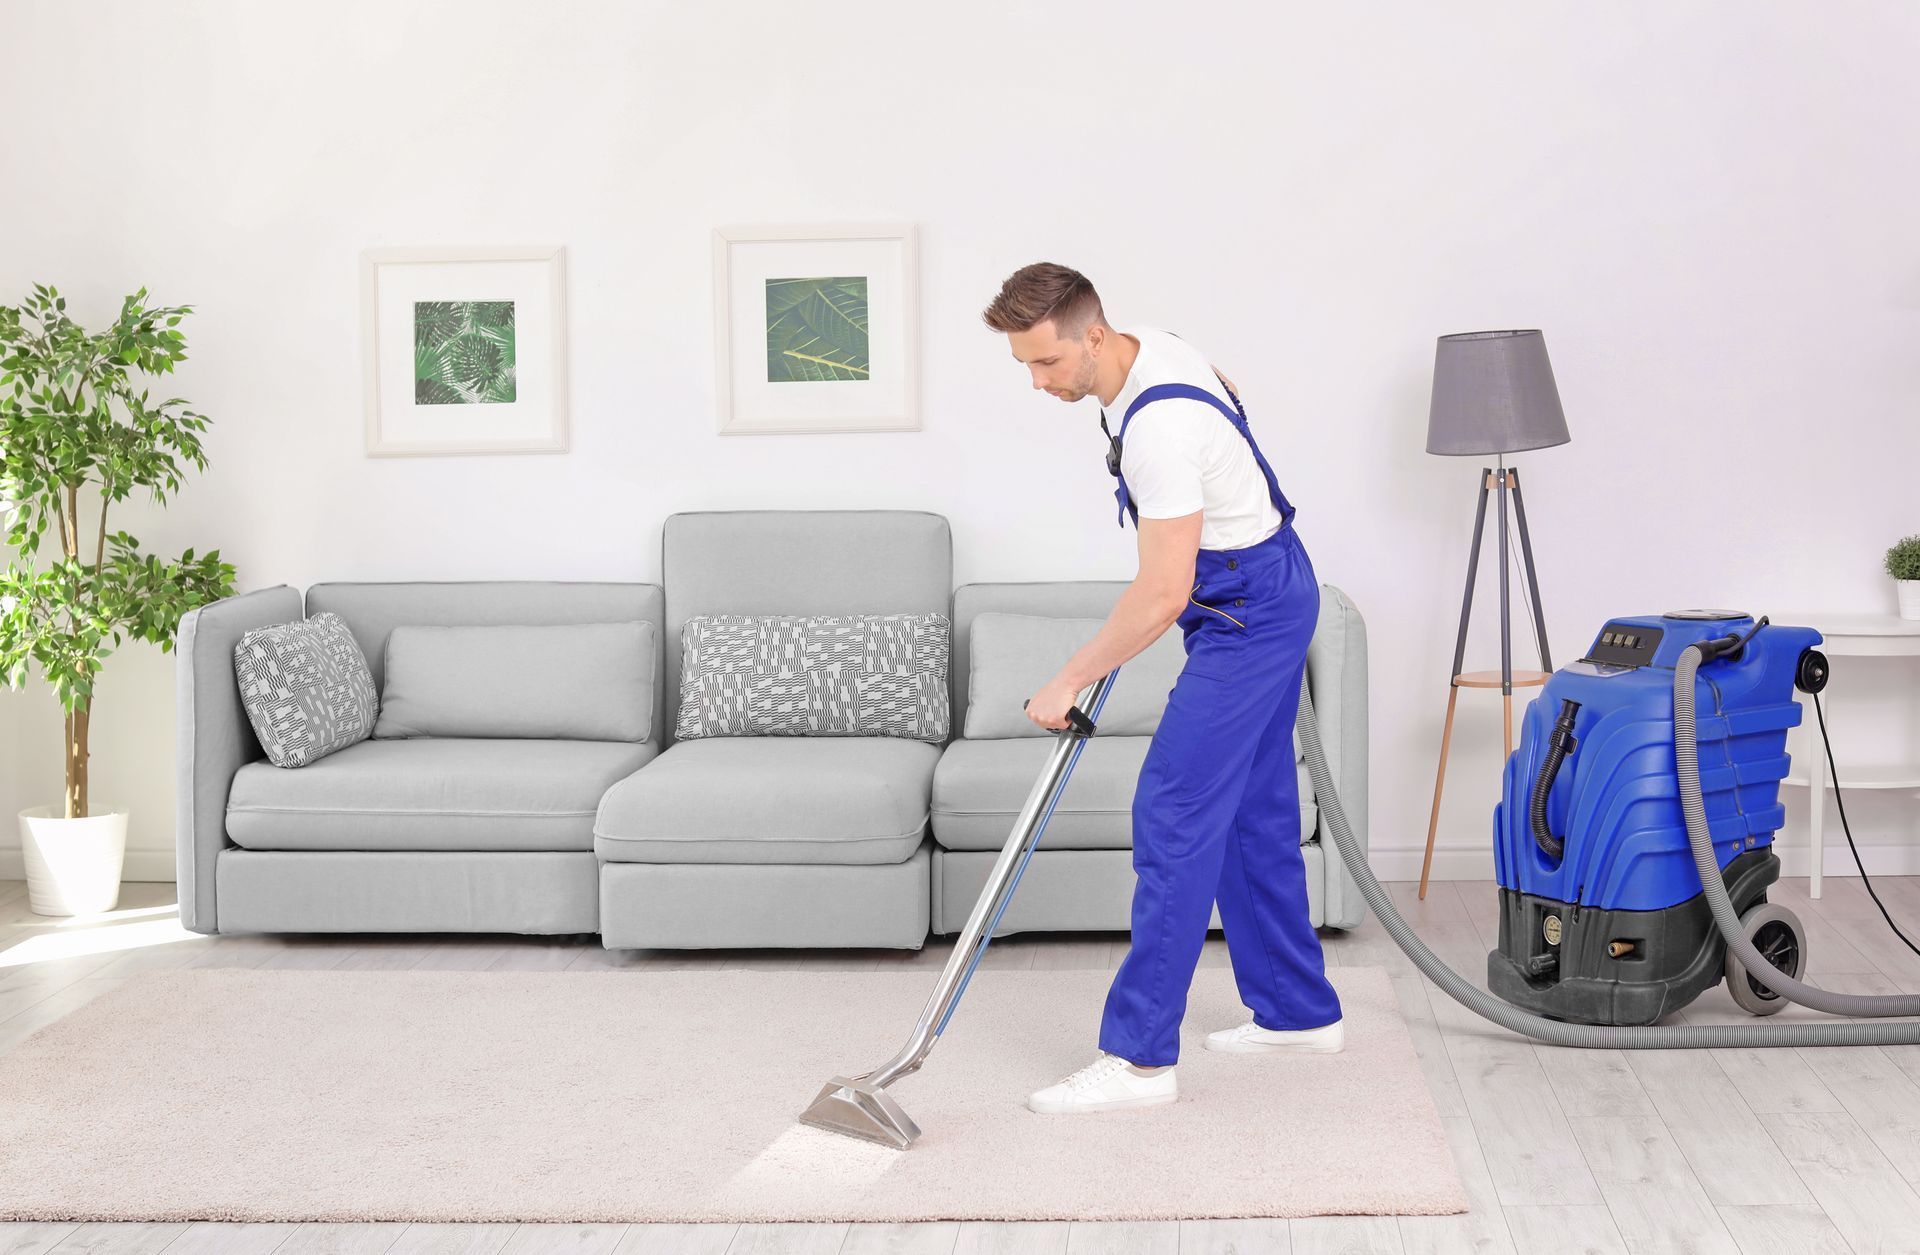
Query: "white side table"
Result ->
[[1771, 612, 1920, 898]]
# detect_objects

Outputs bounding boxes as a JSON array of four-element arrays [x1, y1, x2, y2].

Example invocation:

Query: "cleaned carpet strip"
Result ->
[[0, 963, 1465, 1222]]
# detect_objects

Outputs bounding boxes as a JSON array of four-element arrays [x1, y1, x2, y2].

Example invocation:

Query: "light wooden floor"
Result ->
[[8, 874, 1920, 1254]]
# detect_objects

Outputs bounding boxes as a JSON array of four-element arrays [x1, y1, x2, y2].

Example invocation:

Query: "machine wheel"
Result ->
[[1725, 902, 1807, 1016]]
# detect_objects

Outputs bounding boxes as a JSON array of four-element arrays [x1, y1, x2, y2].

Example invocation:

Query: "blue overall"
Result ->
[[1095, 375, 1343, 1067]]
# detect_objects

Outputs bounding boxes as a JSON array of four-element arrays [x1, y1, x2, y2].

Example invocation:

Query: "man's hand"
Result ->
[[1215, 368, 1239, 398], [1025, 676, 1085, 731]]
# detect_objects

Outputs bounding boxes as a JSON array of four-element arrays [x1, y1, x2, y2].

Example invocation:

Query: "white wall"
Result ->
[[4, 1, 1918, 887]]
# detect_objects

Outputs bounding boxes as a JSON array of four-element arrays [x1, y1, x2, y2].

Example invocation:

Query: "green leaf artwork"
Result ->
[[765, 276, 869, 382], [414, 300, 516, 404]]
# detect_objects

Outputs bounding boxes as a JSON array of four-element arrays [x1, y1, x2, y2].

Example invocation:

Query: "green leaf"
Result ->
[[764, 276, 870, 382]]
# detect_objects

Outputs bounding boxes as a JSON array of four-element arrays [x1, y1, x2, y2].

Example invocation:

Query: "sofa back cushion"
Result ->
[[372, 621, 656, 741], [951, 581, 1129, 734], [306, 582, 660, 686], [673, 612, 948, 741], [964, 612, 1187, 739], [232, 611, 379, 767]]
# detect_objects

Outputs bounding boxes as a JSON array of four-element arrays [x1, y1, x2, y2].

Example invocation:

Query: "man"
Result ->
[[980, 262, 1344, 1116]]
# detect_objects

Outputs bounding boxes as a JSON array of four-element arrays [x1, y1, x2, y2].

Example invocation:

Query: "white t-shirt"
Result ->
[[1107, 327, 1285, 551]]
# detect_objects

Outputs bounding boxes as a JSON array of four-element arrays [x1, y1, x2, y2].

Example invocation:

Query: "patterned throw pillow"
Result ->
[[675, 612, 950, 741], [233, 611, 379, 768]]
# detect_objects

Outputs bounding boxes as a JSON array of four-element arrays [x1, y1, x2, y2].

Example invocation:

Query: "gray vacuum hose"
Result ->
[[1293, 641, 1920, 1047]]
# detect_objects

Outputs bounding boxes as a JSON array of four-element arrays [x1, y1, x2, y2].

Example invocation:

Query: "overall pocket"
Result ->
[[1188, 567, 1251, 630]]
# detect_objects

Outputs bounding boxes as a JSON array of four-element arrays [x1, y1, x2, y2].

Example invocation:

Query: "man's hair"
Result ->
[[981, 262, 1107, 339]]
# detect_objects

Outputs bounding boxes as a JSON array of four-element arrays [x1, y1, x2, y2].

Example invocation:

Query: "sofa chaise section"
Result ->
[[594, 509, 952, 950]]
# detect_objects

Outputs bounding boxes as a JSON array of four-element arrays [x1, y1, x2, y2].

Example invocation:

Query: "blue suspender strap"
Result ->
[[1106, 377, 1296, 530]]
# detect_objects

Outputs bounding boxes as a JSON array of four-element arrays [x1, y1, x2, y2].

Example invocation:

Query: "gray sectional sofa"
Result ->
[[175, 509, 1369, 947]]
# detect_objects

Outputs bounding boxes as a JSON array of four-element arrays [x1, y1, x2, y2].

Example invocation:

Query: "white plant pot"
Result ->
[[1900, 579, 1920, 622], [18, 804, 128, 916]]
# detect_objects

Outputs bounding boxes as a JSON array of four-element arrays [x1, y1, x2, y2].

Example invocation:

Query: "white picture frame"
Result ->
[[361, 244, 569, 456], [712, 222, 919, 435]]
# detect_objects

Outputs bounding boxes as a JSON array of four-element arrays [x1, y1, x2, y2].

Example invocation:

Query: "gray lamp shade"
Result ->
[[1426, 329, 1570, 456]]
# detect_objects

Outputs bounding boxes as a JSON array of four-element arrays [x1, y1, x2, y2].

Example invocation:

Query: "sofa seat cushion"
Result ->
[[227, 738, 655, 852], [594, 736, 938, 866], [931, 736, 1317, 853]]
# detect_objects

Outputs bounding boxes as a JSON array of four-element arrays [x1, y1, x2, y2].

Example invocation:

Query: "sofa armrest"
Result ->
[[1305, 583, 1369, 930], [174, 585, 303, 933]]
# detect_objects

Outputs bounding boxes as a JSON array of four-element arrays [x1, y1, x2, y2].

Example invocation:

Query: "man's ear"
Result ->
[[1085, 322, 1107, 356]]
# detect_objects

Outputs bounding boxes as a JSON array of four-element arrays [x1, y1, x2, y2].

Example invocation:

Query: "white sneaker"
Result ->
[[1027, 1051, 1178, 1114], [1205, 1017, 1344, 1053]]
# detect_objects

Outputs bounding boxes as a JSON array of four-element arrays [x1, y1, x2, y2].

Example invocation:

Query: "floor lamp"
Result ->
[[1419, 329, 1570, 900]]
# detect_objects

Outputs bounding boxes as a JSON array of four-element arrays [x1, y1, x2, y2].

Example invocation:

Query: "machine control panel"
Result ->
[[1579, 621, 1665, 670]]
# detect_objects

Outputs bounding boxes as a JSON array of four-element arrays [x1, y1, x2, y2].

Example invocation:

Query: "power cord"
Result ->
[[1811, 687, 1920, 959]]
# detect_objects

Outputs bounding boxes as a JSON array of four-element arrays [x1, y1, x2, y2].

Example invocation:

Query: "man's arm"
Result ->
[[1052, 509, 1201, 693]]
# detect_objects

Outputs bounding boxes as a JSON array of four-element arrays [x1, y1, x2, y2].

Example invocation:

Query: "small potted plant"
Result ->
[[1889, 535, 1920, 621], [1, 284, 236, 916]]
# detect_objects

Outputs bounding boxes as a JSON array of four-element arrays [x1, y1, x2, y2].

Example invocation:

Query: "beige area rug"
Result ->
[[0, 963, 1465, 1223]]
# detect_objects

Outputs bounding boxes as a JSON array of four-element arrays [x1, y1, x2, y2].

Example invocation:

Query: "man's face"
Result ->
[[1008, 320, 1098, 402]]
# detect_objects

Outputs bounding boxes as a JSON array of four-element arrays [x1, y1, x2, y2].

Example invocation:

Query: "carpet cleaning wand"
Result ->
[[797, 671, 1121, 1150]]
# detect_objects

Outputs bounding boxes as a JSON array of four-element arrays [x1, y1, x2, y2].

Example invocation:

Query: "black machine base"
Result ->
[[1487, 848, 1780, 1026]]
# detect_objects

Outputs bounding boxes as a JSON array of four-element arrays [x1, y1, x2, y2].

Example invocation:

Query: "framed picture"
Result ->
[[360, 245, 568, 456], [712, 222, 918, 435]]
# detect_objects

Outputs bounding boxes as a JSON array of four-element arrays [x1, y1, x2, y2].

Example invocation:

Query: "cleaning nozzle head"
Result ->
[[797, 1073, 923, 1150]]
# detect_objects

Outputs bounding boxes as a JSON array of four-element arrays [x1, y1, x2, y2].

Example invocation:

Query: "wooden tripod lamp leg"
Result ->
[[1424, 468, 1492, 901], [1420, 682, 1462, 900]]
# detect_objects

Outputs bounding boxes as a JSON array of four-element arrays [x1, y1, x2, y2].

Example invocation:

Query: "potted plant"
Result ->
[[1890, 534, 1920, 621], [0, 284, 236, 916]]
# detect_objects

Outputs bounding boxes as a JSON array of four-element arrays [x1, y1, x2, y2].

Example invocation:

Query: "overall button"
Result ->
[[1226, 559, 1237, 569], [1234, 598, 1245, 606]]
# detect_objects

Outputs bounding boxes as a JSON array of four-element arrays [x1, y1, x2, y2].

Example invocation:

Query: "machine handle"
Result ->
[[1023, 699, 1097, 737]]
